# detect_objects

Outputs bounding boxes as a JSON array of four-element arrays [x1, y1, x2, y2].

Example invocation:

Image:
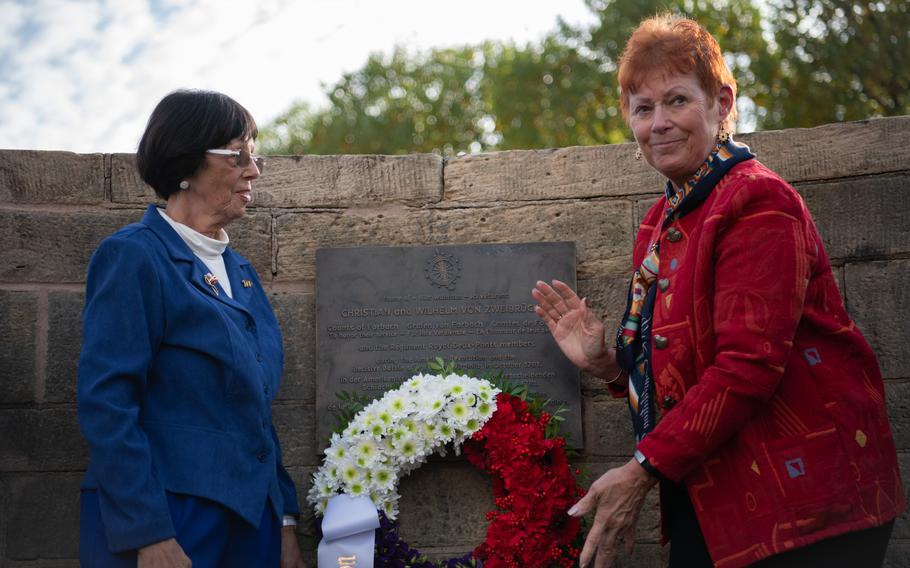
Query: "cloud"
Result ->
[[0, 0, 595, 153]]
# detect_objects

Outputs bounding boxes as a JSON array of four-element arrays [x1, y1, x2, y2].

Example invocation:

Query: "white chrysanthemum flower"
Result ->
[[342, 422, 360, 438], [393, 425, 413, 441], [447, 401, 470, 424], [400, 418, 418, 433], [417, 393, 447, 417], [476, 399, 495, 419], [327, 443, 348, 461], [355, 438, 378, 461], [358, 411, 377, 428], [380, 435, 397, 456], [392, 432, 420, 461], [436, 422, 455, 442], [345, 480, 367, 497], [402, 374, 425, 390], [369, 465, 396, 491], [339, 459, 365, 485], [382, 496, 399, 520], [311, 475, 336, 499], [388, 394, 410, 415]]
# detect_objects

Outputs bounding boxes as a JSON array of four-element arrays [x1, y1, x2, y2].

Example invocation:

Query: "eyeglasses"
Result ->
[[206, 148, 266, 173]]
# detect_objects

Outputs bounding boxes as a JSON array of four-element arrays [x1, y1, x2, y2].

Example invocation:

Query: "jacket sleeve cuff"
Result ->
[[105, 512, 175, 553], [634, 448, 670, 484]]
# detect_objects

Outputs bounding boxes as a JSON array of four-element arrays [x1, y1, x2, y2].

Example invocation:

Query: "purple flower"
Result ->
[[374, 512, 480, 568]]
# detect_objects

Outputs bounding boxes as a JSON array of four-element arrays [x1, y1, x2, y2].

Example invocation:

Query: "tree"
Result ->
[[259, 46, 489, 156], [761, 0, 910, 128], [260, 0, 908, 155], [259, 38, 611, 156]]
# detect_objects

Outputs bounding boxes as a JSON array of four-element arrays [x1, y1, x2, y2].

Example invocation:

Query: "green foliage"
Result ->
[[761, 0, 910, 128], [330, 390, 372, 435], [427, 356, 460, 375], [261, 0, 908, 157], [261, 45, 489, 156]]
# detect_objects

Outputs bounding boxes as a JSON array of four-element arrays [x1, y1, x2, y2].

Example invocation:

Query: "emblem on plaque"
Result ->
[[424, 248, 460, 290]]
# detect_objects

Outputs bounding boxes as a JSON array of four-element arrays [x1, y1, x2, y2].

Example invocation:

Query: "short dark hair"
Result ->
[[136, 90, 258, 199]]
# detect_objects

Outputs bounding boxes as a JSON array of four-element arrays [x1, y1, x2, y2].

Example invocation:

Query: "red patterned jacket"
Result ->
[[629, 159, 904, 567]]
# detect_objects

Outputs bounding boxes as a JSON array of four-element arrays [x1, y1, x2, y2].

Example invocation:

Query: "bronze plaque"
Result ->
[[315, 242, 581, 446]]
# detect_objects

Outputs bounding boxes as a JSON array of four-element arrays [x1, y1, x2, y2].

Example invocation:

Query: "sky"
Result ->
[[0, 0, 597, 154]]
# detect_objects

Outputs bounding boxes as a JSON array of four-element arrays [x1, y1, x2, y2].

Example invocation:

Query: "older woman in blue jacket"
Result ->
[[78, 90, 308, 568]]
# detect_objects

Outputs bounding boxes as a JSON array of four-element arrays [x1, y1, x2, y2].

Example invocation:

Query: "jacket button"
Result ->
[[653, 335, 669, 349], [257, 450, 268, 462], [662, 395, 677, 410], [256, 352, 263, 362], [666, 228, 682, 242], [657, 278, 670, 291]]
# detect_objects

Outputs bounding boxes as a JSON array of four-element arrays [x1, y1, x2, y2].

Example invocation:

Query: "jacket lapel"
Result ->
[[141, 204, 252, 315], [223, 250, 256, 309]]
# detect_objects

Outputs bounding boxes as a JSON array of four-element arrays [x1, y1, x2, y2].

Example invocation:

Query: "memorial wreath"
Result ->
[[309, 359, 584, 568]]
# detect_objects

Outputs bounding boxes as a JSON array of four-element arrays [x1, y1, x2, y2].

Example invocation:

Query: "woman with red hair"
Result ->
[[534, 14, 903, 568]]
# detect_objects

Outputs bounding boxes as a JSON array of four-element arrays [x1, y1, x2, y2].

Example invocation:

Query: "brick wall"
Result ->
[[1, 117, 908, 566]]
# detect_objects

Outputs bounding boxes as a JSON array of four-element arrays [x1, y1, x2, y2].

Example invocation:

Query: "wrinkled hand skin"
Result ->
[[135, 529, 310, 568], [281, 526, 309, 568], [532, 279, 619, 380], [137, 538, 191, 568], [569, 459, 658, 568]]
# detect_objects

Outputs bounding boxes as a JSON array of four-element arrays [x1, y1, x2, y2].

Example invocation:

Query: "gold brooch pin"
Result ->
[[204, 273, 220, 296], [242, 279, 253, 288]]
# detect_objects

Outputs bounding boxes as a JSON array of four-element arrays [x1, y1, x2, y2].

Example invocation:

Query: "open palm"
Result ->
[[532, 279, 614, 375]]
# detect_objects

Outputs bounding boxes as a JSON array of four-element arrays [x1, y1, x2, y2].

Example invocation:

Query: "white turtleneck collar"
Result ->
[[158, 208, 233, 298]]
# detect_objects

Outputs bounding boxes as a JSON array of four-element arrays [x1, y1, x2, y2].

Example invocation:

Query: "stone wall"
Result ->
[[1, 116, 908, 567]]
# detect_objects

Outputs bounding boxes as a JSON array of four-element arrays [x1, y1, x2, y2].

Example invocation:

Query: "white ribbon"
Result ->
[[317, 494, 380, 568]]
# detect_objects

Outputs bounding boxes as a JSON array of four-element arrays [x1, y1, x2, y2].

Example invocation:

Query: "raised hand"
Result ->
[[532, 279, 617, 379]]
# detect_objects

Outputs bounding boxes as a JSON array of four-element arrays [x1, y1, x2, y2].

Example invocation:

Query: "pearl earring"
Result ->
[[179, 180, 190, 190]]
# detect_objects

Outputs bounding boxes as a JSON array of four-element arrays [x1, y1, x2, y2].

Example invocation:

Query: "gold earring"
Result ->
[[634, 147, 642, 161], [717, 126, 731, 143]]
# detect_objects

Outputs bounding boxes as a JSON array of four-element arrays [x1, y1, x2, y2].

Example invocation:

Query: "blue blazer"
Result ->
[[78, 204, 299, 552]]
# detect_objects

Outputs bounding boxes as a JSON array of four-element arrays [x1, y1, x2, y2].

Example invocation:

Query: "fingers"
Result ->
[[567, 487, 596, 518], [551, 279, 581, 305], [578, 519, 604, 568], [533, 280, 583, 318], [531, 286, 563, 324], [579, 521, 621, 568], [595, 536, 620, 568], [622, 527, 636, 555]]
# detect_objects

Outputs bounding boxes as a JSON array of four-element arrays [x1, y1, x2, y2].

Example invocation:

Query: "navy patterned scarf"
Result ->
[[615, 139, 754, 441]]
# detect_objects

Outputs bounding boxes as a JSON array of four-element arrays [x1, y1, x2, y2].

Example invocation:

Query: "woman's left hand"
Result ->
[[280, 526, 308, 568], [532, 280, 616, 378], [568, 458, 657, 568]]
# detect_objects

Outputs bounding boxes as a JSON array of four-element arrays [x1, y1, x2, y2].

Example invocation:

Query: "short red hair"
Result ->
[[618, 14, 737, 131]]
